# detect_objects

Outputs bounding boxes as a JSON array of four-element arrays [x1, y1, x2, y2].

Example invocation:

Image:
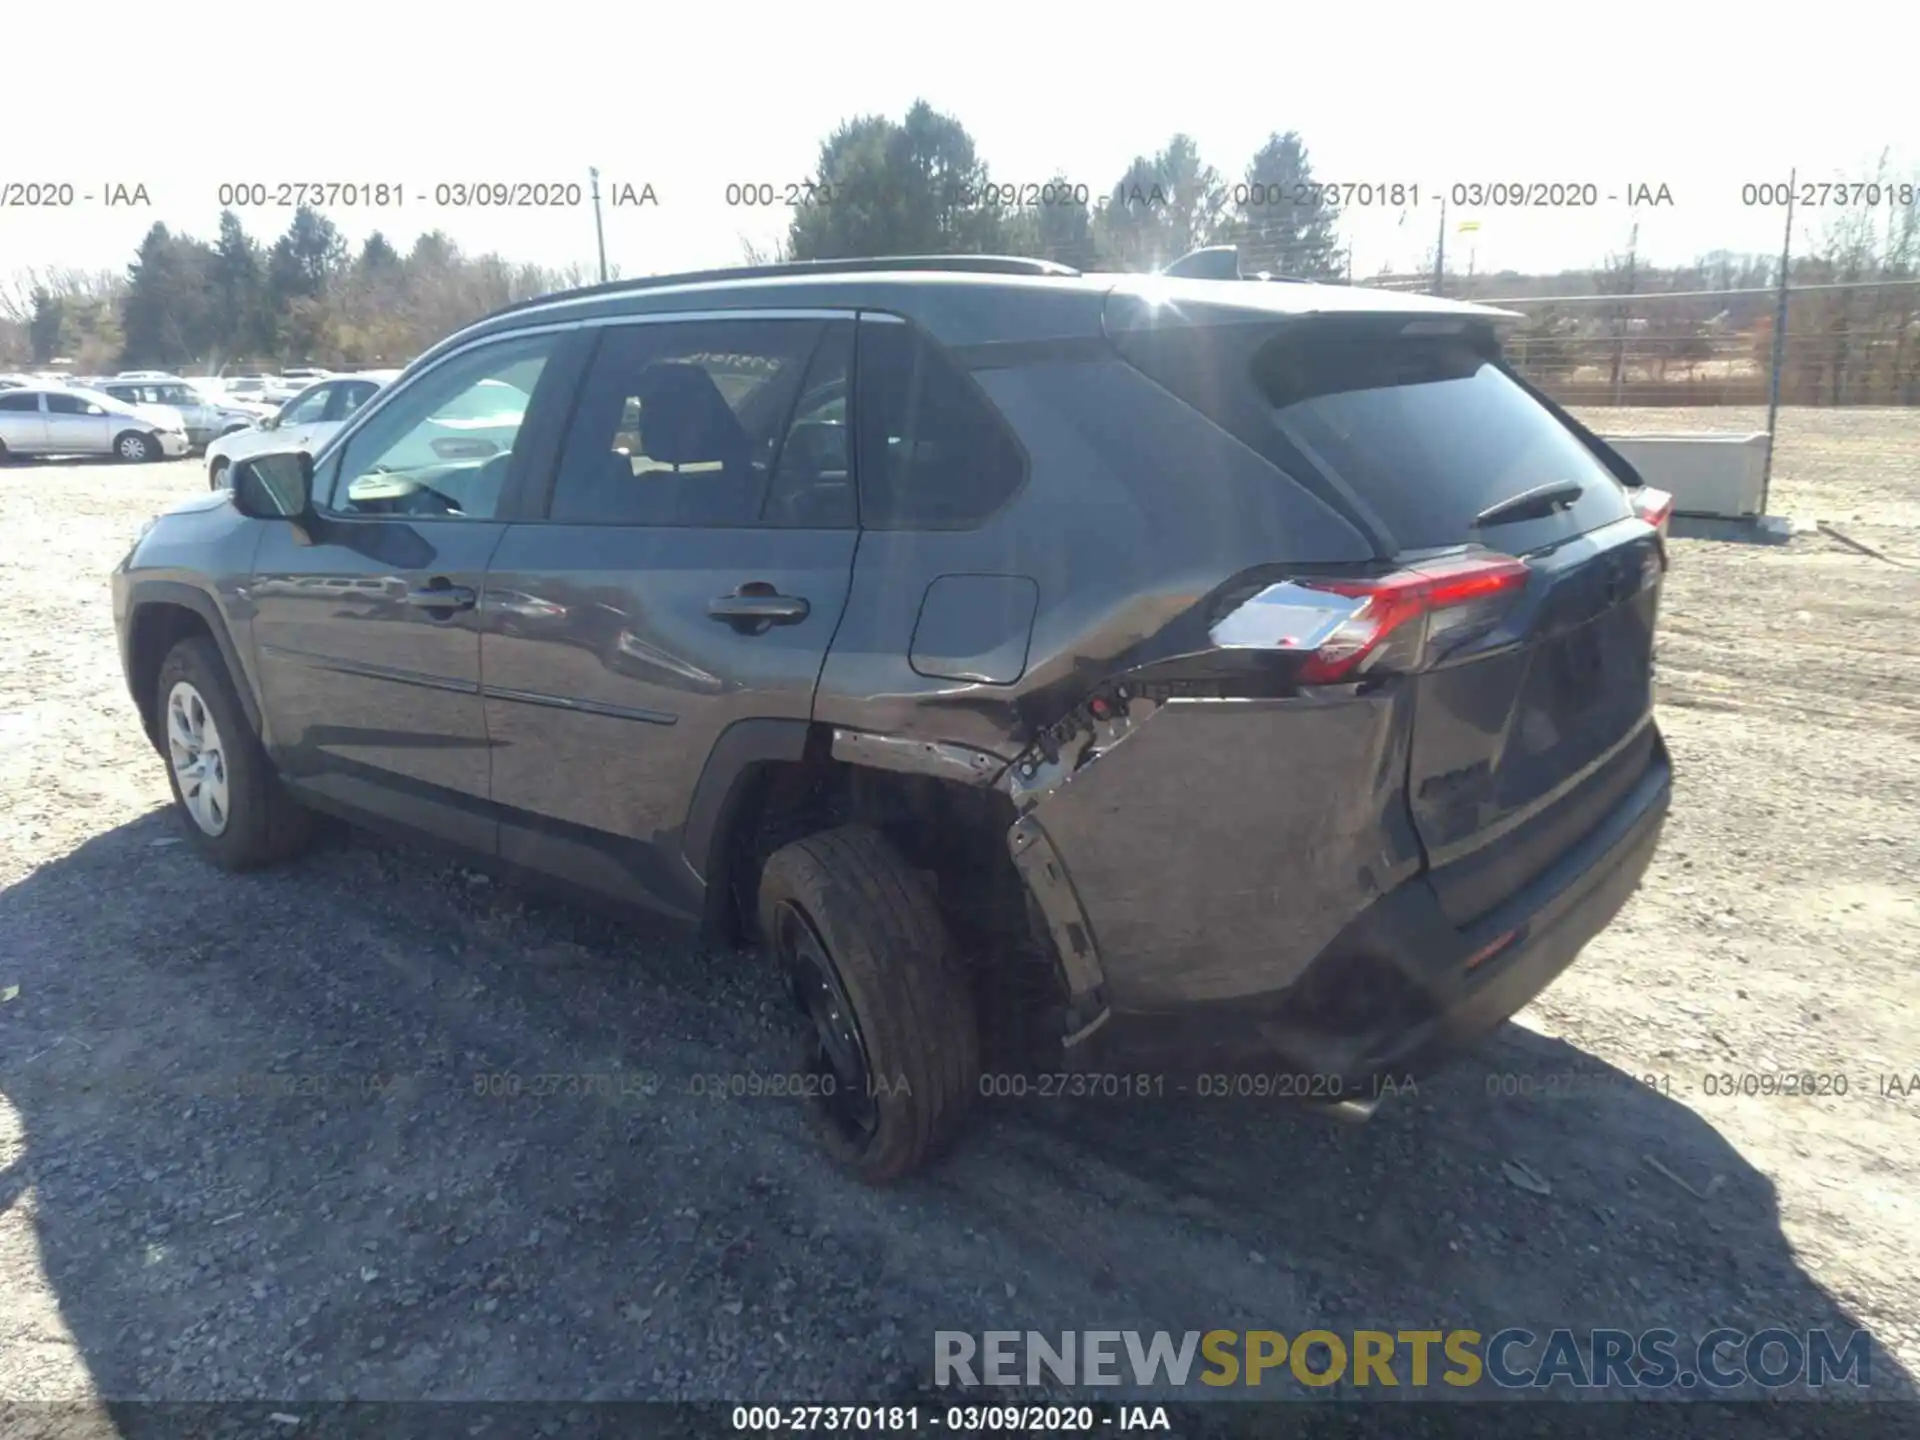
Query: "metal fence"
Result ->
[[1453, 279, 1920, 409], [1020, 212, 1920, 410]]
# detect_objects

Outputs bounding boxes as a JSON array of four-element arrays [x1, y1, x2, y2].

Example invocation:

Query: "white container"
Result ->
[[1598, 433, 1770, 519]]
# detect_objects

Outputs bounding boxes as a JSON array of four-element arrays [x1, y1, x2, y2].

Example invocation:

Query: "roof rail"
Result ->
[[488, 254, 1082, 321]]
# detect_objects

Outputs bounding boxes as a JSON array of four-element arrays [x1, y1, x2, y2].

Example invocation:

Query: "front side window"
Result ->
[[547, 317, 851, 527], [279, 385, 334, 426], [332, 381, 380, 420], [322, 333, 555, 521], [45, 392, 102, 416]]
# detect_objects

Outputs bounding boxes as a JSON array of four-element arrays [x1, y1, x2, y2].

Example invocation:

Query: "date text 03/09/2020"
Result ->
[[731, 1404, 1169, 1432]]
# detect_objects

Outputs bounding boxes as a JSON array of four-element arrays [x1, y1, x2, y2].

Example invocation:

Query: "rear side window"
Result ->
[[0, 392, 40, 412], [855, 317, 1026, 529], [1250, 327, 1632, 551]]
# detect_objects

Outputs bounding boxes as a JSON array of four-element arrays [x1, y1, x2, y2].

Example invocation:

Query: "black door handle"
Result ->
[[406, 581, 477, 612], [709, 585, 809, 633]]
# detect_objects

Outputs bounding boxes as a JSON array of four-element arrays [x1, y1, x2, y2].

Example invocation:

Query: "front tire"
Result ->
[[156, 635, 314, 870], [209, 456, 230, 490], [115, 430, 156, 463], [758, 825, 980, 1182]]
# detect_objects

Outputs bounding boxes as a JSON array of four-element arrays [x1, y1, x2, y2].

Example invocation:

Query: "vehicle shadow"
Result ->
[[0, 814, 1909, 1427]]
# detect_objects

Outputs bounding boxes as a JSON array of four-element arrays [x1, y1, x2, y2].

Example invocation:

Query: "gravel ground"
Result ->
[[1, 411, 1917, 1430]]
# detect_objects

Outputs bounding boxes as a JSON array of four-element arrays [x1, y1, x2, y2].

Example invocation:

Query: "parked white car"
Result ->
[[212, 376, 277, 405], [204, 371, 399, 488], [0, 385, 189, 462]]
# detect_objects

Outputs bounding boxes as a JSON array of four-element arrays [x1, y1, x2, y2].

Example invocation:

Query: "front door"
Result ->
[[481, 315, 860, 915], [270, 381, 344, 455], [248, 331, 566, 852], [43, 390, 113, 453]]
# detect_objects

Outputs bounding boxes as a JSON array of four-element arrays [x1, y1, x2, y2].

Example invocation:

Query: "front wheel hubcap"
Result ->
[[122, 438, 145, 459], [166, 681, 230, 836], [775, 901, 878, 1141]]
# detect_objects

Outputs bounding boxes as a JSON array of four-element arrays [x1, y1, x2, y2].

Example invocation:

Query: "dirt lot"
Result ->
[[1, 410, 1916, 1429]]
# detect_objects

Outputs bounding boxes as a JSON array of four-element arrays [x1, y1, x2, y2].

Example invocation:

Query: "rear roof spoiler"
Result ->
[[1160, 245, 1314, 284]]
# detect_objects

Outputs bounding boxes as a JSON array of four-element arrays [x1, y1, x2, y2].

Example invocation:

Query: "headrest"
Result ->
[[634, 363, 748, 466]]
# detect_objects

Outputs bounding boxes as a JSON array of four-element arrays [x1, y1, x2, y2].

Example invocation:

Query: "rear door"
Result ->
[[480, 312, 859, 916], [273, 381, 342, 453], [0, 390, 48, 452], [1114, 307, 1664, 925]]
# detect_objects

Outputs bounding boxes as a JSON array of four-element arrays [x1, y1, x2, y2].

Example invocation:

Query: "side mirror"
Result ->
[[231, 451, 314, 522], [260, 413, 281, 431]]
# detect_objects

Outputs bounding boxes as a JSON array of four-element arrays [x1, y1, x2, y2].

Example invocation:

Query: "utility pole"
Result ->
[[1611, 222, 1639, 405], [1432, 197, 1447, 296], [1762, 166, 1796, 513], [590, 167, 608, 284]]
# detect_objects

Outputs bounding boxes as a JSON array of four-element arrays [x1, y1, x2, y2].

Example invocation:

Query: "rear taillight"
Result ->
[[1210, 552, 1531, 684], [1631, 486, 1675, 537]]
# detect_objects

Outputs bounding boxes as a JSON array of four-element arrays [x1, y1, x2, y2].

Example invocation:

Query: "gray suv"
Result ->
[[111, 254, 1675, 1181]]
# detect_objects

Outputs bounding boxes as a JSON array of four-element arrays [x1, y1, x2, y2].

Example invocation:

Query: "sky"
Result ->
[[2, 1, 1913, 293]]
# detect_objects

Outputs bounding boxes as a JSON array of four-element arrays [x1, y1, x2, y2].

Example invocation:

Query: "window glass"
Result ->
[[324, 334, 554, 520], [1249, 329, 1632, 550], [0, 392, 39, 412], [45, 392, 96, 415], [335, 381, 379, 419], [280, 385, 334, 425], [855, 319, 1027, 529], [761, 323, 854, 527], [547, 318, 840, 527]]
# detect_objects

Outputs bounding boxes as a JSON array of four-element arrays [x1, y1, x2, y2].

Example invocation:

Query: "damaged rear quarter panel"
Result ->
[[1018, 688, 1424, 1010]]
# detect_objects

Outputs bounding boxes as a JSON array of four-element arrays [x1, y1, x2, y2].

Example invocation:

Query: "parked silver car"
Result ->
[[92, 378, 264, 449], [0, 386, 189, 462]]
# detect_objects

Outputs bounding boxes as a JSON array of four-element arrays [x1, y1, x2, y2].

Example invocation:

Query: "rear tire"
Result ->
[[115, 430, 156, 463], [758, 824, 980, 1183], [156, 635, 315, 870]]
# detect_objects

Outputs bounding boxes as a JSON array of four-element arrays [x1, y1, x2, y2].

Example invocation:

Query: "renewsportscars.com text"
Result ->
[[934, 1327, 1873, 1391]]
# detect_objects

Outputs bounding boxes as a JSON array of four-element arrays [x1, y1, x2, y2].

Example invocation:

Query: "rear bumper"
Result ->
[[1070, 733, 1672, 1092]]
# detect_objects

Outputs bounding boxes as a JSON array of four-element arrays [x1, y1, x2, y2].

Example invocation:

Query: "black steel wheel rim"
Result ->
[[775, 899, 878, 1140]]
